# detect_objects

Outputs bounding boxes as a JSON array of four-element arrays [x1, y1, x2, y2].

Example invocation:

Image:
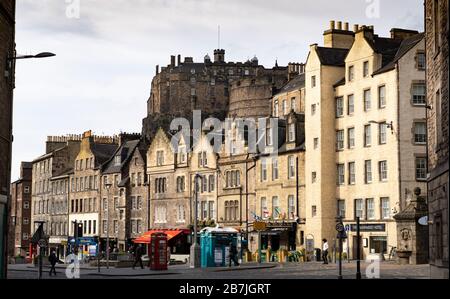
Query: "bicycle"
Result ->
[[388, 246, 397, 260]]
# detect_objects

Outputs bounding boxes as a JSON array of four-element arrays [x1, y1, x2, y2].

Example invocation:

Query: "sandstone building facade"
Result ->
[[425, 0, 449, 279], [305, 22, 427, 260]]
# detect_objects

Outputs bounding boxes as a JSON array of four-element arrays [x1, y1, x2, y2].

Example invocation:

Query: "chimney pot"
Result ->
[[354, 24, 359, 32], [177, 55, 181, 66], [344, 22, 349, 31], [337, 21, 342, 30], [330, 20, 335, 30]]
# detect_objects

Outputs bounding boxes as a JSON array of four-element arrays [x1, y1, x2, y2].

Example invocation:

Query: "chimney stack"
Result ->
[[354, 24, 359, 32], [337, 21, 342, 30], [177, 55, 181, 66], [344, 22, 349, 31], [330, 20, 335, 30], [324, 20, 355, 49], [170, 55, 176, 67], [156, 65, 159, 75]]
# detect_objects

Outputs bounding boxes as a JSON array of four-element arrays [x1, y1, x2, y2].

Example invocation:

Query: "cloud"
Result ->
[[11, 0, 423, 179]]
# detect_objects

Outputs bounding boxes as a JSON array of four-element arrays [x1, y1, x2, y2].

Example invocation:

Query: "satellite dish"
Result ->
[[418, 216, 428, 226]]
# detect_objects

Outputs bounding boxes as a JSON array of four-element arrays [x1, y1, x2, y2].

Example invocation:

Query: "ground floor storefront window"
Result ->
[[370, 236, 387, 254]]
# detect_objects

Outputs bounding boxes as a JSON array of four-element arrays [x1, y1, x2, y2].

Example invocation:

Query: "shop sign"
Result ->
[[349, 223, 386, 232], [253, 222, 267, 231]]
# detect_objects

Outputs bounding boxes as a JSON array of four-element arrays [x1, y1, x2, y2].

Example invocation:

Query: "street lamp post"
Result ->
[[190, 174, 202, 268], [0, 51, 55, 279], [105, 182, 112, 269]]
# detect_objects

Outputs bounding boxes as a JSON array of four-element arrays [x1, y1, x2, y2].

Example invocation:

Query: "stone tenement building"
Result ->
[[425, 0, 449, 279], [305, 21, 427, 260], [100, 134, 148, 252], [8, 162, 32, 258], [141, 49, 294, 142], [31, 135, 81, 257], [0, 0, 15, 277]]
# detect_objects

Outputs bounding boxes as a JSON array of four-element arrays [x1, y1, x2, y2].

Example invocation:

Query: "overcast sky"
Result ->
[[11, 0, 423, 180]]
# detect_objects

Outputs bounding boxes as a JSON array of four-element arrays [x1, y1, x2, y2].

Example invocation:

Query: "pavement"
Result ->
[[6, 261, 431, 280]]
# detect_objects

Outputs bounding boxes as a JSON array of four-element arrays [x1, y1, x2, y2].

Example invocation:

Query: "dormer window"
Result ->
[[288, 123, 296, 142], [114, 155, 121, 166]]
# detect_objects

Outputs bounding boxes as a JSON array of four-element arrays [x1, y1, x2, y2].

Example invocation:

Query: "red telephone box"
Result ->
[[148, 232, 168, 270]]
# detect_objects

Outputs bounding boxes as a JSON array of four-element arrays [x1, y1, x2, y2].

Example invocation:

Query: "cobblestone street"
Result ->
[[7, 261, 430, 280]]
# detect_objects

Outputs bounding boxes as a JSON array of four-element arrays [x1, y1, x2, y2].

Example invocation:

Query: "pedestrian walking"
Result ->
[[48, 250, 58, 276], [132, 244, 144, 269], [229, 244, 240, 267], [322, 239, 329, 264]]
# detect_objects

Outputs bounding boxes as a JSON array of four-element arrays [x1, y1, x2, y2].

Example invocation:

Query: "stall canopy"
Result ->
[[133, 230, 184, 244]]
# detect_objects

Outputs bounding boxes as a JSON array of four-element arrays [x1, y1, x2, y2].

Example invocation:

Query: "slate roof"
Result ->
[[92, 143, 119, 167], [372, 33, 424, 76], [275, 73, 305, 95], [102, 139, 140, 174], [315, 47, 349, 66]]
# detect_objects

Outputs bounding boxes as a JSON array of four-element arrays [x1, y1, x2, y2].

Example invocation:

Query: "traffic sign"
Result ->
[[38, 238, 48, 248], [345, 224, 350, 232], [336, 223, 345, 232]]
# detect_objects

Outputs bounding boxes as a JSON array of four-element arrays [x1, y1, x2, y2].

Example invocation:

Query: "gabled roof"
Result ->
[[91, 143, 119, 167], [365, 36, 403, 67], [372, 33, 424, 76], [275, 73, 305, 95], [102, 139, 140, 174], [315, 47, 349, 66]]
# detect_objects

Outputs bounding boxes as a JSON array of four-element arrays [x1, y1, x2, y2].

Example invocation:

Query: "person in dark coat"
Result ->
[[48, 250, 58, 276], [229, 244, 240, 267], [132, 244, 144, 269]]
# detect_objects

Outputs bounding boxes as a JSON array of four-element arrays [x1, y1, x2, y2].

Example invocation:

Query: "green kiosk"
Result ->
[[200, 226, 239, 268]]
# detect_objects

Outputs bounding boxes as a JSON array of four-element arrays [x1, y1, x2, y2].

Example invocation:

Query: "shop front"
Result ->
[[344, 223, 390, 260], [68, 237, 99, 259], [48, 237, 68, 260], [134, 229, 191, 255]]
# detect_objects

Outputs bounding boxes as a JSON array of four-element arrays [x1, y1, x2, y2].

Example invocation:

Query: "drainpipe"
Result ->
[[245, 154, 257, 241]]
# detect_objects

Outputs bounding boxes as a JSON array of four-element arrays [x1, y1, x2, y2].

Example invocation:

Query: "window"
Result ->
[[103, 220, 107, 233], [288, 156, 295, 179], [201, 175, 208, 193], [412, 83, 426, 105], [313, 138, 319, 149], [273, 100, 279, 117], [176, 176, 185, 193], [338, 200, 346, 218], [348, 128, 355, 148], [366, 198, 375, 220], [24, 186, 30, 194], [336, 130, 344, 150], [434, 0, 442, 51], [24, 201, 30, 209], [23, 218, 29, 225], [261, 197, 268, 219], [364, 89, 371, 111], [365, 160, 372, 184], [155, 205, 167, 223], [355, 199, 364, 219], [272, 158, 279, 180], [312, 206, 317, 217], [311, 76, 316, 88], [336, 97, 344, 117], [114, 220, 118, 233], [23, 233, 29, 241], [137, 173, 142, 186], [272, 196, 280, 219], [178, 146, 186, 163], [381, 198, 390, 219], [379, 123, 387, 144], [312, 172, 317, 183], [198, 151, 208, 167], [208, 201, 215, 220], [415, 157, 427, 180], [209, 175, 215, 192], [435, 90, 442, 145], [282, 100, 287, 115], [177, 205, 185, 223], [414, 122, 427, 144], [114, 155, 121, 166], [103, 198, 108, 211], [348, 94, 354, 115], [291, 98, 296, 111], [379, 161, 388, 181], [261, 160, 267, 182], [288, 123, 296, 142], [348, 66, 354, 81], [288, 195, 295, 220], [131, 196, 137, 210], [311, 104, 316, 115], [378, 85, 386, 108], [363, 61, 369, 77], [226, 171, 240, 188], [364, 125, 371, 147], [337, 164, 345, 185], [156, 151, 164, 166], [348, 162, 356, 185]]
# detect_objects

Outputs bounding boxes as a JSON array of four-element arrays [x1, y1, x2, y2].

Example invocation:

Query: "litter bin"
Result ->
[[315, 248, 322, 261]]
